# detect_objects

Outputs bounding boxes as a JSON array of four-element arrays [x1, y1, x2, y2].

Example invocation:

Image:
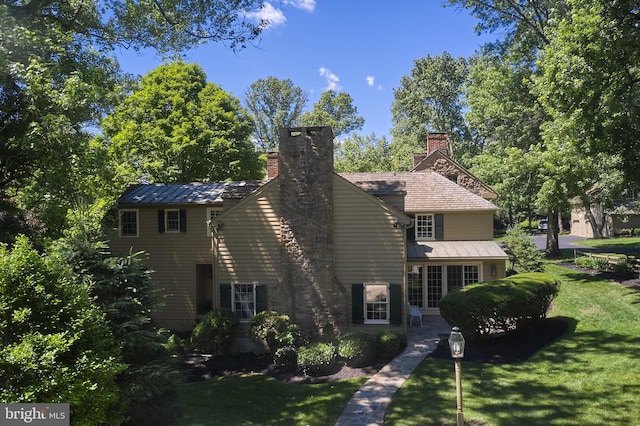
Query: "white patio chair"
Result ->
[[408, 303, 423, 327]]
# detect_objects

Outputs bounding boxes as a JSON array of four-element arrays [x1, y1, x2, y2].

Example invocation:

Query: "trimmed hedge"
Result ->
[[439, 273, 560, 339], [297, 342, 339, 376], [337, 332, 376, 367]]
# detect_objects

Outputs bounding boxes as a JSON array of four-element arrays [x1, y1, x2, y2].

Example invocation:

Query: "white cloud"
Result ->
[[319, 67, 341, 91], [283, 0, 316, 12], [366, 76, 375, 87], [245, 2, 286, 29]]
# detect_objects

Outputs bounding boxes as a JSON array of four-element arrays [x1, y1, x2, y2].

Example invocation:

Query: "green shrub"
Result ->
[[165, 334, 186, 355], [439, 272, 560, 339], [297, 342, 339, 376], [190, 308, 237, 354], [0, 236, 124, 425], [613, 259, 636, 278], [503, 226, 545, 273], [375, 331, 407, 360], [249, 311, 301, 350], [337, 332, 375, 367], [273, 346, 298, 369]]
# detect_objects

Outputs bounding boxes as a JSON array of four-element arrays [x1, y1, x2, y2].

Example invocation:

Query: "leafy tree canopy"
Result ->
[[535, 0, 640, 184], [244, 77, 308, 152], [334, 133, 393, 173], [98, 61, 264, 190], [390, 52, 470, 170], [300, 90, 364, 138]]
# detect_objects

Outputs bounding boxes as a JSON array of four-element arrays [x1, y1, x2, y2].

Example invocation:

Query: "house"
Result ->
[[109, 127, 507, 340], [571, 187, 640, 238]]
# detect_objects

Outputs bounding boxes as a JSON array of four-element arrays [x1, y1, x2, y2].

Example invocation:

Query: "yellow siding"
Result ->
[[215, 183, 281, 285], [110, 205, 215, 331], [443, 211, 494, 240], [333, 177, 406, 284]]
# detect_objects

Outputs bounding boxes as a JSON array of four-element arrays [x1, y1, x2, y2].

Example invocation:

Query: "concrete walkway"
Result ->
[[335, 316, 451, 426]]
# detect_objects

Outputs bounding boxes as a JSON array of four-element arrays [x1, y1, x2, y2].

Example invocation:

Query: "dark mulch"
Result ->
[[178, 317, 571, 383], [430, 316, 572, 364], [178, 351, 387, 384]]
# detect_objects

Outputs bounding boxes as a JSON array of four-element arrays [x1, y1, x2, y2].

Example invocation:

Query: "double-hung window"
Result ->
[[233, 284, 256, 321], [206, 207, 223, 236], [365, 284, 389, 324], [119, 209, 138, 237], [165, 209, 180, 232], [416, 214, 434, 240]]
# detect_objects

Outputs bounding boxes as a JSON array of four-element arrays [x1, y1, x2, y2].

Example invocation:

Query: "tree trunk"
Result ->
[[546, 208, 561, 258]]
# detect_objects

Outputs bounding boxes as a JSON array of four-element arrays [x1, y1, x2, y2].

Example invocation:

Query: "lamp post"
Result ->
[[449, 327, 465, 426]]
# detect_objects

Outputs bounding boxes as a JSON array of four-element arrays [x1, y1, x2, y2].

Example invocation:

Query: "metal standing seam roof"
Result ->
[[407, 241, 509, 260], [117, 183, 231, 205]]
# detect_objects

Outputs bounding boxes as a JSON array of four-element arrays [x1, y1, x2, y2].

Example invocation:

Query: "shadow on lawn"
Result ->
[[426, 314, 640, 424]]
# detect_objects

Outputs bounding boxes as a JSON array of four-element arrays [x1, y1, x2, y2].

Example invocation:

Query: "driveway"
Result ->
[[532, 234, 592, 251]]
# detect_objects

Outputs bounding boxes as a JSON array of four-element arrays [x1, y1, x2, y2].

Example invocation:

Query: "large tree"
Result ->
[[244, 77, 308, 152], [300, 90, 364, 138], [1, 0, 265, 234], [390, 52, 470, 170], [535, 0, 640, 184], [98, 61, 263, 189], [334, 133, 393, 173]]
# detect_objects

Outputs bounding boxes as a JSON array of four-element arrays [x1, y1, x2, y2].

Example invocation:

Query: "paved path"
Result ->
[[335, 316, 451, 426]]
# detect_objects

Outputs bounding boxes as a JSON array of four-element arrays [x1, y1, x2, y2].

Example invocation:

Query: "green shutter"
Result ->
[[179, 209, 187, 232], [351, 284, 364, 324], [158, 210, 165, 233], [220, 284, 232, 309], [435, 214, 444, 240], [406, 214, 416, 241], [389, 284, 402, 325], [256, 285, 268, 313]]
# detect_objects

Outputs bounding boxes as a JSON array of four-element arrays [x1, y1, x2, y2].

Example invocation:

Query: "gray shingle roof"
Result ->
[[340, 170, 497, 212]]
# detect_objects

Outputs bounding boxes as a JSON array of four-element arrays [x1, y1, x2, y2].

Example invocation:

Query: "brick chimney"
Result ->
[[266, 152, 279, 180], [277, 127, 346, 338], [413, 153, 427, 168], [427, 132, 448, 155]]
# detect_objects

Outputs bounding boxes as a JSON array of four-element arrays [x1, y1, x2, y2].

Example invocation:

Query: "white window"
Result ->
[[206, 207, 223, 236], [165, 209, 180, 232], [119, 209, 138, 237], [416, 214, 434, 240], [233, 284, 256, 322], [365, 284, 389, 324]]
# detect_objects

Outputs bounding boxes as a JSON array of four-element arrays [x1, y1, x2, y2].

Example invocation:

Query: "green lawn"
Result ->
[[175, 263, 640, 425], [576, 236, 640, 252], [176, 374, 366, 425], [385, 264, 640, 425]]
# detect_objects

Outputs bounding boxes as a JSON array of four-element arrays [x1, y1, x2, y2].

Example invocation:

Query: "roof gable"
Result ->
[[412, 150, 497, 200]]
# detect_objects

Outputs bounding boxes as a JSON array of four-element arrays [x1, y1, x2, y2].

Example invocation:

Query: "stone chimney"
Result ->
[[427, 132, 448, 155], [277, 127, 346, 338], [266, 152, 279, 180]]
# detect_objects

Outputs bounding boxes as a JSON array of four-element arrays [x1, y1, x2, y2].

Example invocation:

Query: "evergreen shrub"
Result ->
[[297, 342, 339, 376], [190, 308, 237, 355], [337, 332, 375, 367], [375, 330, 407, 360], [439, 272, 560, 339]]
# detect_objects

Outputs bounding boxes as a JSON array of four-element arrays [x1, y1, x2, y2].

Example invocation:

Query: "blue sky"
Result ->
[[116, 1, 496, 139]]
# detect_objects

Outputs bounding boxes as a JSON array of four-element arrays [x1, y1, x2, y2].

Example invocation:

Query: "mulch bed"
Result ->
[[178, 264, 639, 383]]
